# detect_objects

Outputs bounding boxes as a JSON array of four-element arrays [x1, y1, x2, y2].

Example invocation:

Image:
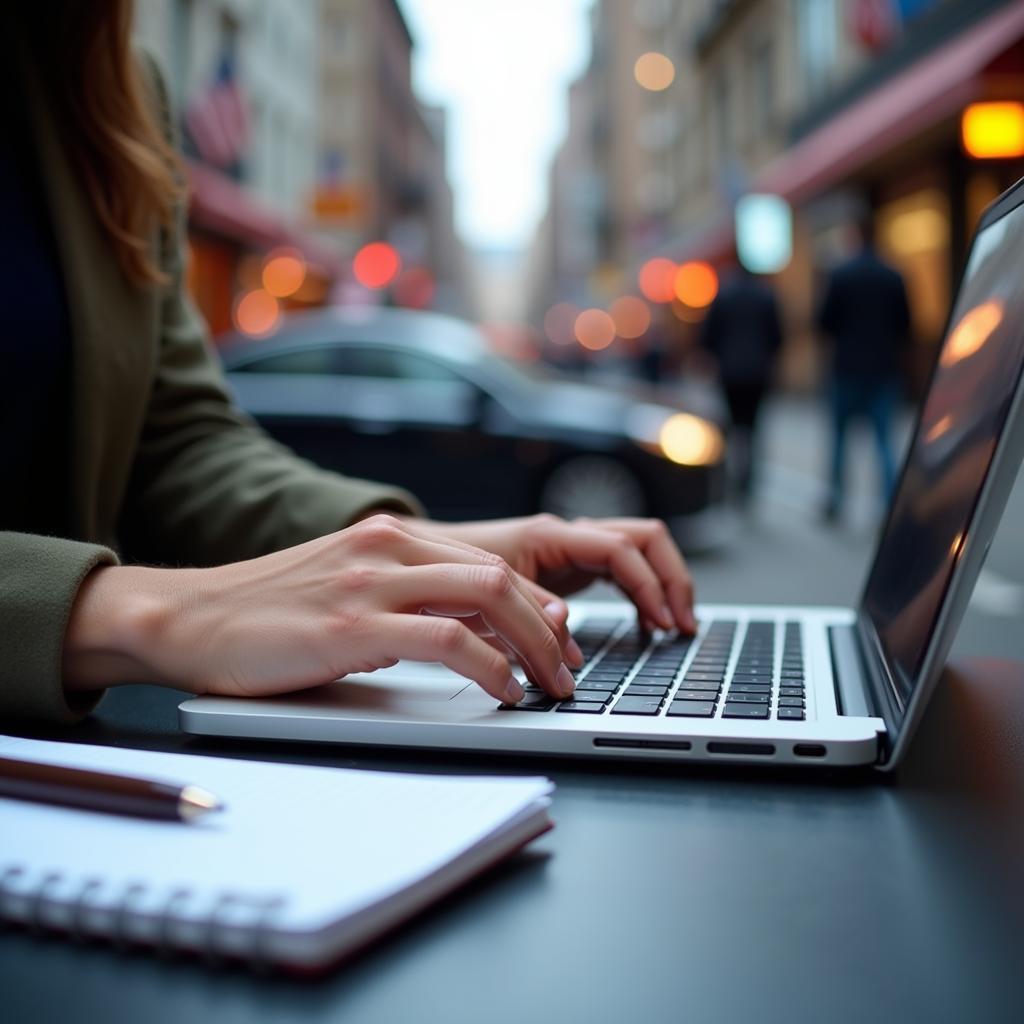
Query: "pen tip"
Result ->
[[179, 785, 225, 821]]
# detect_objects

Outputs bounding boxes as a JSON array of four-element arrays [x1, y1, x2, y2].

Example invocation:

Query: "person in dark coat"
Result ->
[[700, 267, 783, 502], [817, 223, 911, 522]]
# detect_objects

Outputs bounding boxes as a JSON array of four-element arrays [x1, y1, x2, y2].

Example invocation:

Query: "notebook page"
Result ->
[[0, 736, 553, 936]]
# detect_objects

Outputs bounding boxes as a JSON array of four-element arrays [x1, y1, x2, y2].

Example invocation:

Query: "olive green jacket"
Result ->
[[1, 59, 420, 724]]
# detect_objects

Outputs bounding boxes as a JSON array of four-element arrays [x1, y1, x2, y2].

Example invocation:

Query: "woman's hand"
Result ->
[[63, 515, 581, 704], [408, 514, 697, 635]]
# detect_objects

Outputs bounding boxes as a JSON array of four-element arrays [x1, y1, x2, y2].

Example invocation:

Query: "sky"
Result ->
[[399, 0, 594, 253]]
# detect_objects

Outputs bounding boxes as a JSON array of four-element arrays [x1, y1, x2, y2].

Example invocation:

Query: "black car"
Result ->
[[219, 308, 727, 528]]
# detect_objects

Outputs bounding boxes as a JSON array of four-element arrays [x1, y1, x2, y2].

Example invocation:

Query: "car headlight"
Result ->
[[627, 405, 724, 466]]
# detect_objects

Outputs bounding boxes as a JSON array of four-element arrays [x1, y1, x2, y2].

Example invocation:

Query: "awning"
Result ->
[[756, 1, 1024, 203], [186, 160, 343, 273], [662, 2, 1024, 263]]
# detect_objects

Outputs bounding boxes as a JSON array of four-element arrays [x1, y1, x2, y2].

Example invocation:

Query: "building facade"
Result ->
[[532, 0, 1024, 389]]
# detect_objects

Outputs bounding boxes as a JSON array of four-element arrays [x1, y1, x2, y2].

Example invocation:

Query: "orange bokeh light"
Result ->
[[673, 261, 719, 308], [574, 308, 616, 351], [634, 52, 676, 92], [941, 299, 1004, 367], [610, 296, 651, 339], [638, 258, 677, 304], [234, 289, 281, 337], [353, 242, 401, 289], [544, 302, 580, 346], [961, 102, 1024, 159], [262, 250, 307, 298]]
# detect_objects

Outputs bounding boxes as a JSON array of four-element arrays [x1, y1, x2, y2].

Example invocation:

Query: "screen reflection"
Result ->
[[863, 198, 1024, 707]]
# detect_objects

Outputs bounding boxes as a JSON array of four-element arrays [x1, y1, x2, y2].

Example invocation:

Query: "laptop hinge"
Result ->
[[850, 613, 902, 762]]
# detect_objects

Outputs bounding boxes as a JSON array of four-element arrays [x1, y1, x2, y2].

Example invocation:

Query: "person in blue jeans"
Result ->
[[817, 221, 911, 522]]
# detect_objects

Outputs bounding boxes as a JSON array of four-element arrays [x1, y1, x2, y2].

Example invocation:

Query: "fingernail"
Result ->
[[685, 610, 698, 633], [556, 664, 575, 698], [660, 605, 674, 630], [504, 678, 524, 703], [566, 637, 584, 667]]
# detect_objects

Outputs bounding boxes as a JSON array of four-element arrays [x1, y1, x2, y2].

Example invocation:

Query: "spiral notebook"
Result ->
[[0, 735, 553, 972]]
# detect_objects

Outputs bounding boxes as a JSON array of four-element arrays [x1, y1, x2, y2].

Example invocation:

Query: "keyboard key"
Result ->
[[779, 687, 804, 697], [670, 688, 717, 701], [722, 692, 769, 704], [556, 701, 608, 714], [566, 690, 613, 703], [667, 700, 716, 717], [634, 667, 678, 677], [498, 694, 555, 711], [722, 703, 770, 719], [778, 696, 805, 707], [623, 684, 670, 697], [611, 696, 664, 715], [729, 683, 772, 694], [575, 681, 619, 693], [678, 680, 721, 692], [584, 672, 628, 683], [730, 673, 773, 683], [777, 707, 805, 720], [683, 672, 724, 683]]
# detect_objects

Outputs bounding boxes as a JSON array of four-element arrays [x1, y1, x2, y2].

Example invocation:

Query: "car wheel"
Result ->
[[538, 456, 647, 519]]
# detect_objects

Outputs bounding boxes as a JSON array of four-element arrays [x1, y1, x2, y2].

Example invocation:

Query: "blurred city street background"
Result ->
[[132, 0, 1024, 663]]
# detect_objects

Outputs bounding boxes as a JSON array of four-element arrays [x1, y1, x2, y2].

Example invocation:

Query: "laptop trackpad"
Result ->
[[320, 662, 474, 712]]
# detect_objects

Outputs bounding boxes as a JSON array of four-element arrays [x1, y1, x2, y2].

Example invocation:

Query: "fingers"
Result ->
[[532, 521, 675, 631], [383, 564, 575, 699], [598, 519, 697, 633], [392, 526, 580, 667], [382, 614, 534, 704]]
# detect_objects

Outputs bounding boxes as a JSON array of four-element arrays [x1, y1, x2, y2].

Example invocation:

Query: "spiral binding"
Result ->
[[1, 866, 288, 967]]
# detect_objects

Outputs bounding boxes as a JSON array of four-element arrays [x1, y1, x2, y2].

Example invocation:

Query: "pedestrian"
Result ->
[[1, 2, 697, 725], [817, 218, 911, 523], [700, 266, 783, 503]]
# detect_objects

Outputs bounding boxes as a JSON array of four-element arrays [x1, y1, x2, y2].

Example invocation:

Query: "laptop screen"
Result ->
[[861, 195, 1024, 709]]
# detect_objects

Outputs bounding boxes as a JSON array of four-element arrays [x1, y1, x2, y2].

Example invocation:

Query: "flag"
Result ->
[[185, 53, 250, 170]]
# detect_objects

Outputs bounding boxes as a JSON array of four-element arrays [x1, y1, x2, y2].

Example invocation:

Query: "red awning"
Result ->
[[186, 161, 343, 273], [757, 2, 1024, 202], [662, 3, 1024, 264]]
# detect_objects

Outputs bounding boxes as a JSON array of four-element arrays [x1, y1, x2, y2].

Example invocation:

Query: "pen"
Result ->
[[0, 755, 225, 822]]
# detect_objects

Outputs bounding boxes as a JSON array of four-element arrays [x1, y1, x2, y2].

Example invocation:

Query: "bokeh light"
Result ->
[[574, 308, 616, 350], [544, 302, 581, 346], [659, 413, 724, 466], [353, 242, 401, 289], [961, 102, 1024, 159], [393, 266, 436, 309], [638, 258, 677, 303], [671, 299, 706, 324], [234, 289, 281, 338], [673, 261, 719, 308], [610, 296, 651, 339], [942, 299, 1003, 367], [634, 52, 676, 91], [261, 249, 307, 298]]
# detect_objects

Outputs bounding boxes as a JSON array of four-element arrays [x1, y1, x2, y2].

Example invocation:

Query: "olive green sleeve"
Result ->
[[120, 56, 423, 567], [0, 532, 118, 723]]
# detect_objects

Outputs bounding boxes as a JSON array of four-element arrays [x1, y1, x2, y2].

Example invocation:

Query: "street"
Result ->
[[609, 396, 1024, 666]]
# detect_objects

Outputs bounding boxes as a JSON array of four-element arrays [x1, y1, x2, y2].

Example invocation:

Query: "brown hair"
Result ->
[[22, 1, 184, 286]]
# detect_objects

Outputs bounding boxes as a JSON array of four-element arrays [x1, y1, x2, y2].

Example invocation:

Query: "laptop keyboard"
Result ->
[[498, 617, 807, 721]]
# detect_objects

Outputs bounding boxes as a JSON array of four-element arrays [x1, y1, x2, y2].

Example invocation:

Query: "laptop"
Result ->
[[179, 176, 1024, 771]]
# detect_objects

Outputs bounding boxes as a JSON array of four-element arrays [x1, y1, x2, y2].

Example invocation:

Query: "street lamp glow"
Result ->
[[961, 102, 1024, 159], [634, 52, 675, 91]]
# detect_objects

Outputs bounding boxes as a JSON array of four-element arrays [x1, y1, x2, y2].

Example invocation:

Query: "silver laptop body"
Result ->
[[180, 177, 1024, 771]]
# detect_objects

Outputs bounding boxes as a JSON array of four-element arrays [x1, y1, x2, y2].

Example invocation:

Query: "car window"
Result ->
[[233, 348, 335, 374], [331, 346, 463, 383]]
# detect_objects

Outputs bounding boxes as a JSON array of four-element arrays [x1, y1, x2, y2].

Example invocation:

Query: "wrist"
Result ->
[[63, 565, 183, 692]]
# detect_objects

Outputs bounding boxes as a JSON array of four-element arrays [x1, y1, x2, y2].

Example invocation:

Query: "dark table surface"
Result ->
[[3, 658, 1023, 1024]]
